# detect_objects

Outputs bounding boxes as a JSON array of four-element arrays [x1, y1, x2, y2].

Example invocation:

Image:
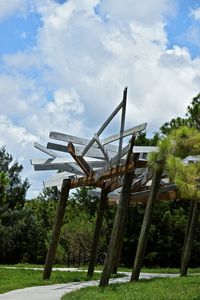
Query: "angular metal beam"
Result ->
[[102, 123, 147, 146], [34, 142, 61, 158], [33, 163, 84, 174], [31, 158, 106, 169], [94, 135, 109, 161], [117, 87, 127, 165], [47, 142, 115, 159], [81, 99, 124, 156], [49, 132, 117, 152]]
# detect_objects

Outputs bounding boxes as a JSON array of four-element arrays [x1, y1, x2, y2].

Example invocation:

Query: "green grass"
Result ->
[[0, 263, 66, 269], [140, 267, 200, 274], [62, 275, 200, 300], [1, 263, 200, 274], [73, 265, 200, 275], [0, 268, 102, 294]]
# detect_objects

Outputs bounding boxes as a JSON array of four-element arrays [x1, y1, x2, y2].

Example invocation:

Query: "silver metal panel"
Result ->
[[47, 142, 117, 159], [31, 158, 106, 168], [49, 133, 118, 152], [183, 155, 200, 164], [133, 146, 157, 153], [34, 163, 84, 174], [34, 142, 61, 158], [44, 172, 77, 188], [103, 123, 147, 145]]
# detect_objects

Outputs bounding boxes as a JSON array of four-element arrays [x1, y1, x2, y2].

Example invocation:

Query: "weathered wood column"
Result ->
[[87, 184, 110, 277], [99, 134, 136, 287], [180, 200, 195, 275], [131, 167, 163, 281], [43, 179, 71, 280], [99, 170, 134, 286], [180, 199, 199, 277], [112, 206, 129, 274]]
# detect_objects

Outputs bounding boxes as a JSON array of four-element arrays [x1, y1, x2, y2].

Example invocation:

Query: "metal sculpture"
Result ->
[[31, 87, 177, 281]]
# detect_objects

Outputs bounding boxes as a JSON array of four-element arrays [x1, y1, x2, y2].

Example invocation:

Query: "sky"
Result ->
[[0, 0, 200, 198]]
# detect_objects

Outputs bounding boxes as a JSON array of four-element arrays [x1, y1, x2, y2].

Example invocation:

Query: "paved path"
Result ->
[[0, 268, 177, 300]]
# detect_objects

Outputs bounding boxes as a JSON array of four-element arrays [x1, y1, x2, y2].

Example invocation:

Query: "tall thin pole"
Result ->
[[117, 87, 127, 165], [43, 179, 71, 280], [180, 199, 199, 276], [131, 167, 163, 281], [87, 184, 110, 277], [99, 135, 136, 287]]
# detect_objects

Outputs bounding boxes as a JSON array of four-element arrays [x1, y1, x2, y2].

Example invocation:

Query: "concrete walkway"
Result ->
[[0, 268, 177, 300]]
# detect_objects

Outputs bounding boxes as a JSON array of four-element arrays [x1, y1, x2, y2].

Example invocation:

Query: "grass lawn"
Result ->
[[62, 275, 200, 300], [140, 267, 200, 274], [1, 263, 200, 274], [0, 268, 102, 294]]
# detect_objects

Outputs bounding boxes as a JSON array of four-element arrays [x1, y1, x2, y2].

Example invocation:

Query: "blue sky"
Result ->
[[166, 0, 200, 58], [1, 1, 200, 58], [0, 13, 40, 55], [0, 0, 200, 197]]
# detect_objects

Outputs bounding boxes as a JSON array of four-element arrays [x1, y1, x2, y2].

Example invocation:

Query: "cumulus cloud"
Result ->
[[98, 0, 176, 24], [1, 0, 200, 197], [0, 115, 37, 146], [0, 0, 27, 20]]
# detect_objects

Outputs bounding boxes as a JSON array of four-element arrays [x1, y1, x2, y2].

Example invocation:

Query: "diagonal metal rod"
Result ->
[[94, 134, 109, 162], [81, 99, 124, 156], [117, 87, 127, 165]]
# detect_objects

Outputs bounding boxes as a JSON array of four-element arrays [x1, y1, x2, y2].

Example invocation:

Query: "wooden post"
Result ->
[[180, 199, 199, 276], [112, 225, 125, 274], [43, 179, 71, 280], [87, 184, 109, 277], [99, 170, 134, 286], [180, 200, 195, 274], [130, 167, 163, 282]]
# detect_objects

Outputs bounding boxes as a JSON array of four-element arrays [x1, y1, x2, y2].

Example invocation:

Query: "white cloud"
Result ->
[[190, 7, 200, 20], [0, 115, 37, 147], [98, 0, 177, 24], [1, 0, 200, 197], [0, 0, 27, 20]]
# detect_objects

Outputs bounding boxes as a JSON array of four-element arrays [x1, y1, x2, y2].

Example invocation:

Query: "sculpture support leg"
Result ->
[[131, 168, 162, 282], [87, 186, 109, 277], [180, 199, 199, 277], [43, 179, 71, 280], [112, 215, 127, 274], [99, 171, 134, 287]]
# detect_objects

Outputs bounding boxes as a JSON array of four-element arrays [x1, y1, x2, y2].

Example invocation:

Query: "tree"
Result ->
[[164, 127, 200, 276], [135, 131, 160, 146], [186, 93, 200, 130], [70, 187, 98, 218], [160, 93, 200, 135], [0, 171, 8, 205], [0, 146, 30, 209]]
